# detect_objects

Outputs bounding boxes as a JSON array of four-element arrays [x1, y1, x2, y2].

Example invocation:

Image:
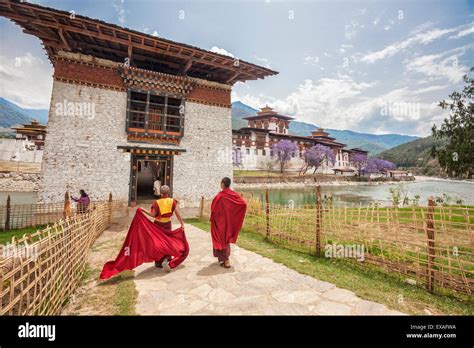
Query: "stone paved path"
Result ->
[[134, 224, 405, 315]]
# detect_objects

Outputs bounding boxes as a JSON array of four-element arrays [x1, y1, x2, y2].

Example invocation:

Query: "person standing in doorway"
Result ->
[[153, 177, 162, 198]]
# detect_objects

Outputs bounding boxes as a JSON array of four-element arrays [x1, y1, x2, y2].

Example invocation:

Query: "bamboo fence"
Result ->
[[199, 188, 474, 296], [0, 198, 127, 315]]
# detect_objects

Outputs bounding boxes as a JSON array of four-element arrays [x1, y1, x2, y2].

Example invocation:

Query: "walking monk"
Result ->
[[210, 177, 247, 268], [147, 185, 185, 271], [99, 185, 188, 280]]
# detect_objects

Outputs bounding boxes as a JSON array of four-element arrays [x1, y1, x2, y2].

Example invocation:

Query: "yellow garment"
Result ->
[[156, 197, 175, 223]]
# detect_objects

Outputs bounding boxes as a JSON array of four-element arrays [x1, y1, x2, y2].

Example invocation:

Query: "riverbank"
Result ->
[[234, 175, 415, 189], [0, 172, 40, 192]]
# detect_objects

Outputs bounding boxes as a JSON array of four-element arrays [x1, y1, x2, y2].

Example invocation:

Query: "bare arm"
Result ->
[[175, 206, 185, 228], [142, 205, 158, 218]]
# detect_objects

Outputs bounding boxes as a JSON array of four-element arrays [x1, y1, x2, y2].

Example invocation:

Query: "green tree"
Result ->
[[431, 68, 474, 179]]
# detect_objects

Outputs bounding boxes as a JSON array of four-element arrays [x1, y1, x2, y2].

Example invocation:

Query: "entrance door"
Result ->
[[129, 154, 173, 205]]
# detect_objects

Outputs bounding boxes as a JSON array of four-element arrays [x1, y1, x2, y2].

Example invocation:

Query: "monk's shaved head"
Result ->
[[221, 177, 231, 188], [160, 185, 170, 195]]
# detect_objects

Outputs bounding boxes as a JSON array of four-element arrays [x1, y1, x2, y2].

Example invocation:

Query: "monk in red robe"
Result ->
[[99, 185, 188, 280], [145, 185, 184, 272], [210, 177, 247, 268]]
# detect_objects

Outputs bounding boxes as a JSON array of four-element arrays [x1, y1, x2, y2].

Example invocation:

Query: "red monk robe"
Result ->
[[99, 208, 189, 280], [210, 187, 247, 265]]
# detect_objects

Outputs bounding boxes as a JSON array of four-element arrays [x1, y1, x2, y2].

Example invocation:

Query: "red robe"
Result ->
[[99, 208, 189, 280], [210, 188, 247, 250]]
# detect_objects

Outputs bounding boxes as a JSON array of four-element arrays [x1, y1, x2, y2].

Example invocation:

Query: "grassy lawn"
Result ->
[[0, 225, 48, 244], [185, 217, 474, 315], [234, 170, 287, 177]]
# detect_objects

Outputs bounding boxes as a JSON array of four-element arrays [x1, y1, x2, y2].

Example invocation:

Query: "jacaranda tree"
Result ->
[[272, 140, 298, 173], [350, 153, 368, 175], [362, 157, 396, 175], [300, 144, 336, 175]]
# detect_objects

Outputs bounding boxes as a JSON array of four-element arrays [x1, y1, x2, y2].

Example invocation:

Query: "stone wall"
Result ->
[[39, 81, 130, 203], [173, 102, 233, 204]]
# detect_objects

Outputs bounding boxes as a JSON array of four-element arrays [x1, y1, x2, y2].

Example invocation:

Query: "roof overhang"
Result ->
[[0, 0, 278, 85]]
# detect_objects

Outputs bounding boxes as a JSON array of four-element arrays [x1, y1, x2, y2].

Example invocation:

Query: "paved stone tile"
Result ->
[[133, 224, 404, 315]]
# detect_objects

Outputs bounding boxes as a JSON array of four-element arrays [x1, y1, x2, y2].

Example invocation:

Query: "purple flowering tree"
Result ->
[[361, 157, 396, 175], [350, 153, 368, 175], [272, 140, 298, 173], [300, 144, 336, 175]]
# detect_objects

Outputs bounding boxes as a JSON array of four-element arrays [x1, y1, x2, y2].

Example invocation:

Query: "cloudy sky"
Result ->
[[0, 0, 473, 136]]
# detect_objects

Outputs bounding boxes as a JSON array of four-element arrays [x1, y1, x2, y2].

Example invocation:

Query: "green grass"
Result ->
[[185, 217, 474, 315], [0, 225, 48, 244], [113, 270, 138, 315]]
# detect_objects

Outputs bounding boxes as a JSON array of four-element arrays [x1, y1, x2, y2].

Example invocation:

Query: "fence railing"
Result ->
[[200, 188, 474, 296], [0, 193, 116, 231], [0, 199, 128, 315]]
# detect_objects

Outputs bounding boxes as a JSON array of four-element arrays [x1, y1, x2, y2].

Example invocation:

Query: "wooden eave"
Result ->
[[0, 0, 278, 85]]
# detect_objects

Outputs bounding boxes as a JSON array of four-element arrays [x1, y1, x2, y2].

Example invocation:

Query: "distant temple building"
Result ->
[[0, 1, 276, 205], [232, 106, 368, 173], [12, 120, 47, 149]]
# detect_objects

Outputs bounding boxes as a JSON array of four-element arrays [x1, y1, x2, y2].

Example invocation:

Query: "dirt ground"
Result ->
[[62, 214, 134, 315]]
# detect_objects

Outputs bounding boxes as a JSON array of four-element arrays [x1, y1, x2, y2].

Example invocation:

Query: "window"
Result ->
[[246, 149, 250, 155], [127, 90, 184, 139], [262, 150, 266, 156], [254, 149, 258, 155]]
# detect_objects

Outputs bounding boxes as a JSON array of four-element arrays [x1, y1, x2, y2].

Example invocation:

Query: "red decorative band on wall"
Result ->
[[53, 58, 125, 90]]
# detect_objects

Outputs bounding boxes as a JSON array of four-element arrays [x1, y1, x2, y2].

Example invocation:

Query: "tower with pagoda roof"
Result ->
[[243, 105, 294, 134]]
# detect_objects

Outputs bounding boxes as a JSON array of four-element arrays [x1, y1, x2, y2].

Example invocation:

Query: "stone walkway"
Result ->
[[134, 224, 404, 315]]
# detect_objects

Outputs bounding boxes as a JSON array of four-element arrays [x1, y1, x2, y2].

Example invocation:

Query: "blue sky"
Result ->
[[0, 0, 473, 136]]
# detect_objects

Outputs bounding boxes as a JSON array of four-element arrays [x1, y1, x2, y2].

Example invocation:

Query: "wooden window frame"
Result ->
[[126, 89, 185, 140]]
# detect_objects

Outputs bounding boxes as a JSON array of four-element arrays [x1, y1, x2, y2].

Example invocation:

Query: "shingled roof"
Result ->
[[0, 0, 278, 85]]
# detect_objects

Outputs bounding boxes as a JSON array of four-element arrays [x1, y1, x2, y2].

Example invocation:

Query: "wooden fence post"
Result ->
[[265, 188, 270, 240], [108, 192, 113, 223], [315, 185, 322, 256], [5, 195, 11, 231], [63, 191, 72, 219], [426, 196, 436, 292], [199, 196, 205, 219]]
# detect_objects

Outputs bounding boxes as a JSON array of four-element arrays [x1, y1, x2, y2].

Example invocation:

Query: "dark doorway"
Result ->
[[130, 154, 173, 205]]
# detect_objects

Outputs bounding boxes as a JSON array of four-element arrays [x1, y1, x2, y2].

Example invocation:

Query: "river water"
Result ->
[[0, 178, 472, 207], [0, 191, 38, 205], [239, 178, 474, 207]]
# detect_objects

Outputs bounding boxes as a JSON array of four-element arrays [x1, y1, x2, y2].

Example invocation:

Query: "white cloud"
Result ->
[[233, 75, 449, 136], [410, 21, 435, 35], [359, 23, 473, 63], [405, 46, 472, 83], [449, 25, 474, 39], [0, 53, 53, 109], [413, 85, 447, 94], [303, 56, 320, 65], [113, 0, 126, 26], [345, 20, 364, 40], [253, 55, 272, 69], [210, 46, 235, 58]]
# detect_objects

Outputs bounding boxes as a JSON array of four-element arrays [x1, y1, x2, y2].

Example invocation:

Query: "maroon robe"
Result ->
[[100, 208, 189, 280], [210, 188, 247, 261]]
